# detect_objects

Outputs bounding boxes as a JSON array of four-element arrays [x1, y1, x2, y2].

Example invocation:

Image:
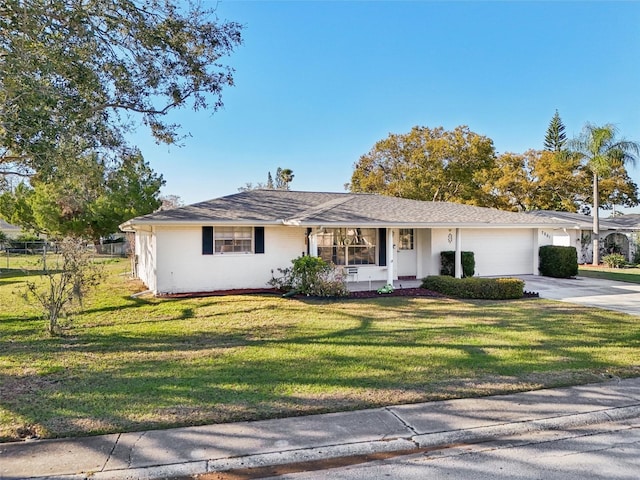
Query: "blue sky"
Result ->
[[131, 1, 640, 209]]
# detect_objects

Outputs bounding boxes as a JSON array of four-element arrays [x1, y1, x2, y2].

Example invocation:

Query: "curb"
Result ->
[[413, 404, 640, 448], [28, 404, 640, 480]]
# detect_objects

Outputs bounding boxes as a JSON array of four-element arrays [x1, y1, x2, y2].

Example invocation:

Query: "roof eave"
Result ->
[[286, 220, 576, 229], [119, 219, 286, 230]]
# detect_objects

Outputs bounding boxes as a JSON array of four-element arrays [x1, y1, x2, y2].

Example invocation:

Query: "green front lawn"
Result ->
[[579, 265, 640, 284], [1, 258, 639, 442]]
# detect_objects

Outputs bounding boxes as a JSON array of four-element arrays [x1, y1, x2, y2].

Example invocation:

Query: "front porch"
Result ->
[[347, 278, 422, 292]]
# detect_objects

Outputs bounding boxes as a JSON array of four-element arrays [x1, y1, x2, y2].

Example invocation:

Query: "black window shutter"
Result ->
[[255, 227, 265, 254], [378, 228, 387, 266], [202, 226, 213, 255], [306, 228, 312, 256]]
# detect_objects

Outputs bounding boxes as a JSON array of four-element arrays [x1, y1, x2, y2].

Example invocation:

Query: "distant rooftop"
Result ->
[[526, 210, 635, 231]]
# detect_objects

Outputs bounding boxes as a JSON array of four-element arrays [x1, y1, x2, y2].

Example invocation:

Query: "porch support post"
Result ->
[[532, 229, 539, 275], [309, 231, 318, 257], [455, 228, 462, 279], [387, 229, 394, 286]]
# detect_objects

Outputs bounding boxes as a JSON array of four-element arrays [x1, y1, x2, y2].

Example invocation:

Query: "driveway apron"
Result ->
[[518, 275, 640, 317]]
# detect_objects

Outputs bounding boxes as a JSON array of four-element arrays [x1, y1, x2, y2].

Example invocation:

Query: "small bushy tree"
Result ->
[[269, 255, 348, 297], [24, 237, 103, 335]]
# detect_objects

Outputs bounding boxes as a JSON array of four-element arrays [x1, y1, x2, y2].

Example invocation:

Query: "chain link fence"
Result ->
[[1, 240, 129, 271]]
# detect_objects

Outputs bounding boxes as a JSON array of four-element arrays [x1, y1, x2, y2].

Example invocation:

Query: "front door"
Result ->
[[397, 228, 417, 277]]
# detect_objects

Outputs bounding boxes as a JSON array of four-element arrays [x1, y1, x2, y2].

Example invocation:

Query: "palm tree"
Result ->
[[570, 124, 639, 265], [276, 167, 295, 190]]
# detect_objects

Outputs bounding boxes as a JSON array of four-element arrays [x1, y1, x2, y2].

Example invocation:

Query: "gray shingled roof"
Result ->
[[120, 190, 575, 230], [526, 210, 626, 231], [0, 218, 21, 233], [606, 213, 640, 229]]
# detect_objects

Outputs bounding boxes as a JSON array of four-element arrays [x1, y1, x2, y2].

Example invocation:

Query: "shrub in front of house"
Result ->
[[422, 275, 524, 300], [602, 253, 626, 268], [440, 251, 475, 277], [538, 245, 578, 278], [269, 255, 348, 297]]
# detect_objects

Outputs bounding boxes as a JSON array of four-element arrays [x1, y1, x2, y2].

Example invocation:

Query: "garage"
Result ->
[[463, 229, 535, 276]]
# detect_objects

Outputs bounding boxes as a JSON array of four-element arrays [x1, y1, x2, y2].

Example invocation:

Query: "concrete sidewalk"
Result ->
[[2, 377, 640, 480]]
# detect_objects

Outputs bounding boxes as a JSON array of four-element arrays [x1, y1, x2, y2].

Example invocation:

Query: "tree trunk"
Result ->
[[592, 173, 599, 266]]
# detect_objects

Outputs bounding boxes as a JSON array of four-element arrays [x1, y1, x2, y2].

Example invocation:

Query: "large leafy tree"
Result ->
[[596, 165, 639, 210], [0, 0, 242, 180], [349, 126, 496, 205], [0, 150, 164, 242], [481, 150, 583, 212], [544, 110, 568, 152], [570, 124, 640, 265]]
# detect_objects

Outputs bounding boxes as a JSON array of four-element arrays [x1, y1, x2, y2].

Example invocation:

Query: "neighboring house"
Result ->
[[119, 190, 574, 295], [0, 219, 21, 240], [527, 210, 638, 263]]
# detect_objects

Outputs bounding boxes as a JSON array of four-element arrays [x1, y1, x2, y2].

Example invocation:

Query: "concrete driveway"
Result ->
[[517, 275, 640, 317]]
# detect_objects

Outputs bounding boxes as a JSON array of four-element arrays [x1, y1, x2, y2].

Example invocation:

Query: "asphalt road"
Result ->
[[260, 419, 640, 480]]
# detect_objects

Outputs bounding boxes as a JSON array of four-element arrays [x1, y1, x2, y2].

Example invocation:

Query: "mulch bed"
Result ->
[[161, 287, 538, 300], [348, 287, 443, 299], [161, 288, 280, 298], [161, 287, 443, 299]]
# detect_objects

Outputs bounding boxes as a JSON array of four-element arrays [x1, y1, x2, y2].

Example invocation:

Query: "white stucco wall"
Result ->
[[430, 228, 537, 277], [153, 225, 307, 294], [540, 228, 589, 263], [415, 228, 432, 278], [136, 224, 578, 292], [135, 230, 156, 293], [430, 228, 456, 275]]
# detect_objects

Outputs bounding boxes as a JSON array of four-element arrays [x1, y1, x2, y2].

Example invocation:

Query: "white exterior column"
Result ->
[[455, 228, 462, 278], [387, 228, 394, 285], [309, 231, 318, 257], [532, 229, 539, 275]]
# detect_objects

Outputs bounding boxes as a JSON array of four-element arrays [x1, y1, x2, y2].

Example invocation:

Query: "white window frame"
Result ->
[[317, 228, 376, 265], [398, 228, 414, 250], [214, 226, 253, 254]]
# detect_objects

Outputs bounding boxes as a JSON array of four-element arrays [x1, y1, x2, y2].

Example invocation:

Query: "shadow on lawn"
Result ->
[[2, 296, 639, 443], [0, 268, 63, 280]]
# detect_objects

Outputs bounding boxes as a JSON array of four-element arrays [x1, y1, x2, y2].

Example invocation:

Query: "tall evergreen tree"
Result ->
[[544, 110, 568, 152]]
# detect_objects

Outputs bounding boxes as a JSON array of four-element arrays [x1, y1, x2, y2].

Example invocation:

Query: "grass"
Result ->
[[579, 265, 640, 284], [1, 258, 639, 442]]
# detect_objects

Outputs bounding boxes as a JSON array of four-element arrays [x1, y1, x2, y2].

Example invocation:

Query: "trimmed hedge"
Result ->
[[440, 251, 475, 277], [539, 245, 578, 278], [422, 275, 524, 300]]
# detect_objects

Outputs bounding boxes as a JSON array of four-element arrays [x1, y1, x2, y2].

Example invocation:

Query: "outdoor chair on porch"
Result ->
[[343, 266, 359, 282]]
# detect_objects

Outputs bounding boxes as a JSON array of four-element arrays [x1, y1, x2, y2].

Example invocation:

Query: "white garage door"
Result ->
[[464, 229, 534, 276]]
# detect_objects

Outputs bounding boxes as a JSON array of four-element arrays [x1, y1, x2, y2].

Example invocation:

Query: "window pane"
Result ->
[[318, 246, 346, 265], [347, 246, 375, 265], [317, 227, 376, 265], [399, 228, 414, 250], [215, 227, 252, 253]]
